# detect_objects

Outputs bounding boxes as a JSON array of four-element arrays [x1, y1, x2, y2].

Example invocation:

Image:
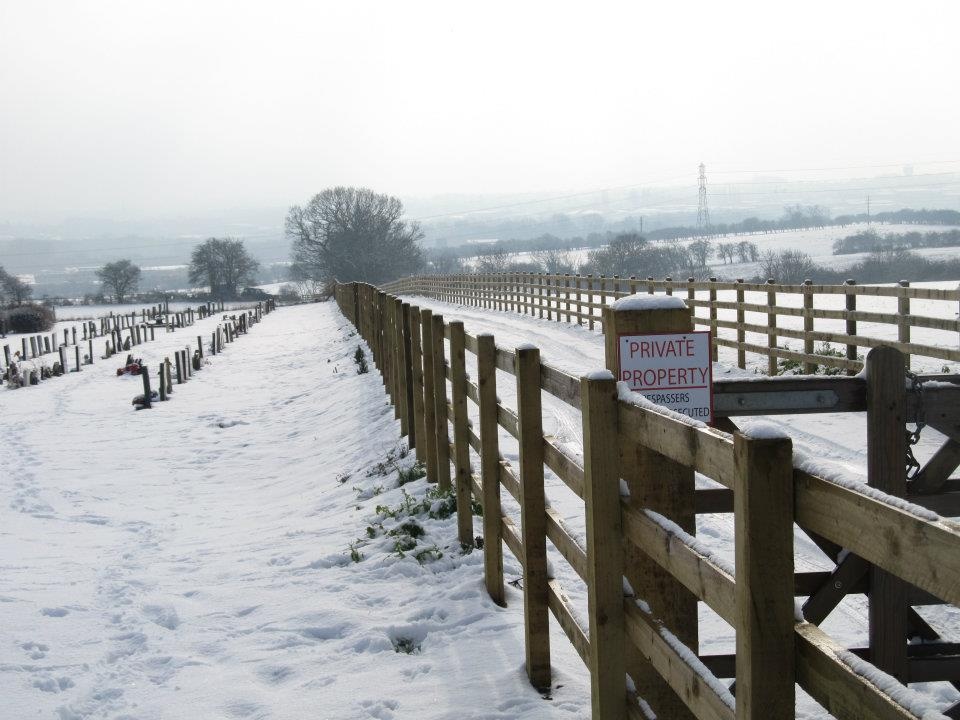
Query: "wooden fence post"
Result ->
[[581, 371, 626, 720], [393, 298, 407, 434], [449, 321, 473, 546], [410, 306, 426, 462], [898, 280, 911, 371], [736, 278, 746, 369], [845, 279, 858, 374], [587, 275, 595, 331], [420, 309, 439, 483], [515, 344, 551, 691], [477, 333, 504, 606], [708, 277, 718, 362], [402, 303, 416, 449], [602, 297, 696, 720], [866, 346, 908, 681], [766, 279, 778, 376], [431, 313, 452, 491], [734, 430, 795, 719], [802, 279, 815, 373]]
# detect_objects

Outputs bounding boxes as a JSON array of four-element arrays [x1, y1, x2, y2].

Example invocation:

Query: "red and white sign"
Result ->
[[618, 331, 713, 422]]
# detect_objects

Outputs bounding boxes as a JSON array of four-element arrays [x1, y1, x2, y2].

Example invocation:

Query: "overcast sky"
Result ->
[[1, 0, 958, 223]]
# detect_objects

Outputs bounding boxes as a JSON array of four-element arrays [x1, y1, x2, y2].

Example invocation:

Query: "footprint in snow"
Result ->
[[41, 607, 70, 617], [212, 419, 249, 429]]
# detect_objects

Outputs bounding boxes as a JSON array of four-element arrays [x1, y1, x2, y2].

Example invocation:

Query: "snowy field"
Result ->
[[4, 295, 959, 718], [462, 222, 960, 280], [0, 303, 589, 719]]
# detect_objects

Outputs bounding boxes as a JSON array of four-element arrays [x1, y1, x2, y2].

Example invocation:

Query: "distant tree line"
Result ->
[[832, 228, 960, 255]]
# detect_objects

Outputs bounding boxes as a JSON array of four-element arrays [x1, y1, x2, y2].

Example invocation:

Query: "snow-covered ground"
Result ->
[[0, 302, 589, 719], [4, 294, 959, 718], [460, 222, 960, 279]]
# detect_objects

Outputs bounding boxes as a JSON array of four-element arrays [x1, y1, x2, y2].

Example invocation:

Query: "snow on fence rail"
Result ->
[[381, 273, 960, 374], [335, 279, 960, 720]]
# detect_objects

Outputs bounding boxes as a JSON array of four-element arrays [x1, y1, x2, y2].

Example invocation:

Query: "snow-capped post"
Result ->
[[580, 369, 626, 720], [601, 294, 698, 720], [477, 333, 504, 606], [449, 321, 473, 547], [766, 279, 778, 376], [865, 346, 909, 681], [844, 281, 859, 373], [734, 428, 795, 719], [515, 343, 551, 692], [409, 306, 426, 461], [430, 313, 452, 492], [802, 279, 815, 373], [420, 308, 439, 484]]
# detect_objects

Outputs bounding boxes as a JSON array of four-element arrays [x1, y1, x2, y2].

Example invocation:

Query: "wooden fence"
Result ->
[[335, 279, 960, 720], [381, 273, 960, 374]]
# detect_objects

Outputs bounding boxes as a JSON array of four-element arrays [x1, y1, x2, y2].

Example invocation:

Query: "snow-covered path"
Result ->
[[1, 303, 588, 719]]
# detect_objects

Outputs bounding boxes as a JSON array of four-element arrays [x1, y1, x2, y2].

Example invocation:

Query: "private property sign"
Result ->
[[618, 331, 714, 422]]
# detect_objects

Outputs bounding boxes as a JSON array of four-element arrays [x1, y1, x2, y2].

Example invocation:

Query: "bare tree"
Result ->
[[531, 248, 580, 274], [475, 243, 512, 273], [189, 238, 260, 299], [285, 187, 424, 285], [0, 268, 32, 306], [760, 249, 816, 282], [96, 259, 141, 303]]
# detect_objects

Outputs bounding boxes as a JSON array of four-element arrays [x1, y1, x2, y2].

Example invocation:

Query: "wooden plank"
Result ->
[[547, 579, 590, 666], [477, 334, 505, 606], [540, 363, 582, 409], [623, 602, 735, 720], [734, 431, 795, 720], [618, 402, 735, 489], [515, 345, 551, 691], [543, 438, 584, 498], [621, 503, 736, 624], [581, 372, 626, 720], [866, 347, 909, 681], [448, 321, 473, 547], [911, 438, 960, 495], [801, 554, 871, 625], [796, 623, 920, 720], [545, 505, 587, 581], [793, 470, 960, 607]]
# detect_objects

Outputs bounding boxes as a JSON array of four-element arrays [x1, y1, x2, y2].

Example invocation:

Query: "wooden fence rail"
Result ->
[[335, 280, 960, 720], [380, 272, 960, 374]]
